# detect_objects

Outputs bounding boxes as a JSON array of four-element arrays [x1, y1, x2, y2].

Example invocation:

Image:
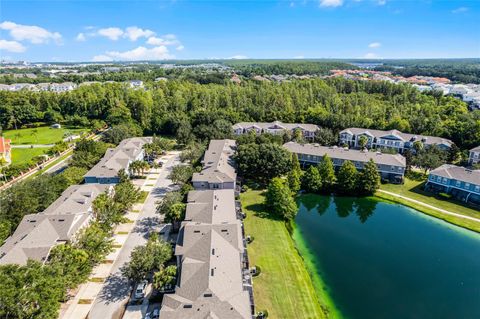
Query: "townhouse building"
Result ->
[[192, 139, 237, 190], [0, 184, 112, 265], [339, 127, 453, 153], [284, 141, 406, 182], [469, 146, 480, 165], [84, 137, 151, 184], [232, 121, 319, 140], [426, 164, 480, 205]]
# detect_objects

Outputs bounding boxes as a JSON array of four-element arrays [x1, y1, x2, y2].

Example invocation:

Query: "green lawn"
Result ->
[[11, 147, 50, 165], [241, 190, 336, 319], [136, 191, 149, 204], [4, 126, 87, 145], [378, 178, 480, 232]]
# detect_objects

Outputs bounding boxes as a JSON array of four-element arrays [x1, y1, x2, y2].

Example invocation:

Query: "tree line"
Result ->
[[1, 76, 479, 151]]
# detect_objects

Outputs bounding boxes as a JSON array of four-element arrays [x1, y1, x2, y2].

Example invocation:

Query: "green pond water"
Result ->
[[294, 195, 480, 319]]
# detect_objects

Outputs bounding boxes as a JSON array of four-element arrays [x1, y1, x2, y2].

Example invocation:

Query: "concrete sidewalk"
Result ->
[[60, 152, 180, 319]]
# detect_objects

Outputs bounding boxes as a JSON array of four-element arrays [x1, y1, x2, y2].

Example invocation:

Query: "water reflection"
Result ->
[[299, 195, 377, 223]]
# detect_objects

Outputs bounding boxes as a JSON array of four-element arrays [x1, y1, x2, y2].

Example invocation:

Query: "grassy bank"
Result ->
[[378, 178, 480, 233], [241, 190, 340, 319], [4, 126, 87, 145], [11, 147, 49, 165]]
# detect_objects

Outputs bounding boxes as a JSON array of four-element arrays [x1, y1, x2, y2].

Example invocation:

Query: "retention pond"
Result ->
[[293, 195, 480, 319]]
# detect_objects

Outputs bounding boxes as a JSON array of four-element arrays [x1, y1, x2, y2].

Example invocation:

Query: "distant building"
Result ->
[[128, 80, 144, 88], [0, 184, 112, 265], [50, 82, 76, 92], [339, 128, 453, 153], [192, 139, 237, 190], [84, 137, 151, 184], [469, 146, 480, 165], [233, 121, 319, 140], [0, 137, 12, 164], [284, 141, 406, 181], [426, 164, 480, 205]]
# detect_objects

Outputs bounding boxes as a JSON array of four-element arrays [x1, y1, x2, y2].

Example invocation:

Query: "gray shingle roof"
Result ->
[[283, 142, 406, 168], [186, 190, 237, 224], [470, 146, 480, 152], [340, 127, 453, 147], [84, 137, 151, 179], [429, 164, 480, 185], [233, 121, 319, 132], [192, 140, 237, 184], [0, 184, 111, 265]]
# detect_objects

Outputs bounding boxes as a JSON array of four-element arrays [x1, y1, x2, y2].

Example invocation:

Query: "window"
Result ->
[[442, 178, 448, 184], [455, 180, 461, 187], [475, 186, 480, 193], [465, 183, 470, 190]]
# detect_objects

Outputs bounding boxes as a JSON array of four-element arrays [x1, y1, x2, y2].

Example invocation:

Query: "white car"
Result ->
[[134, 280, 148, 300], [152, 308, 160, 319]]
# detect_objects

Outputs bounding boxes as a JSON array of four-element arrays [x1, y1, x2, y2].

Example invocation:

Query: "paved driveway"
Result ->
[[87, 152, 181, 319]]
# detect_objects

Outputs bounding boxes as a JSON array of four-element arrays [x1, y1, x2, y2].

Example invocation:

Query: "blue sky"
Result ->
[[0, 0, 479, 62]]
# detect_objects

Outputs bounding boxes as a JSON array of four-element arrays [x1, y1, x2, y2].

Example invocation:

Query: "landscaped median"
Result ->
[[376, 178, 480, 233], [241, 190, 340, 319]]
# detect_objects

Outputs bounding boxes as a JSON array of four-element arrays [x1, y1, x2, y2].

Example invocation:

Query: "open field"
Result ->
[[378, 178, 480, 233], [11, 147, 49, 165], [241, 190, 336, 319], [4, 126, 87, 145]]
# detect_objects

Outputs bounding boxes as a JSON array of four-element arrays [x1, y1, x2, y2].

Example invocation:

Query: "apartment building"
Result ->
[[339, 127, 453, 153], [192, 139, 237, 190], [426, 164, 480, 205], [232, 121, 319, 140], [284, 141, 406, 181], [469, 146, 480, 165], [0, 184, 112, 265], [84, 137, 151, 184]]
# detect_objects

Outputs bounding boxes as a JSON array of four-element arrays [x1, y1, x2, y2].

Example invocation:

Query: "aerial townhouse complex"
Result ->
[[191, 139, 237, 190], [339, 128, 453, 153], [84, 137, 151, 184], [0, 184, 112, 265], [284, 141, 407, 182], [469, 146, 480, 165], [232, 121, 320, 140], [160, 140, 254, 319], [426, 164, 480, 205]]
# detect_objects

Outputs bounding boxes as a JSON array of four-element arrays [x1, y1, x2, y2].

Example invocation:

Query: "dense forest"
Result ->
[[374, 59, 480, 84], [1, 77, 479, 150]]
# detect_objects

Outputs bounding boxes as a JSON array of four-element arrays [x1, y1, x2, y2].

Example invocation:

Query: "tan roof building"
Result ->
[[192, 140, 237, 190], [0, 184, 111, 265], [233, 121, 319, 139]]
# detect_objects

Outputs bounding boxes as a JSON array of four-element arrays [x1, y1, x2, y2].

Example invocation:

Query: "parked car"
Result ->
[[134, 280, 148, 299]]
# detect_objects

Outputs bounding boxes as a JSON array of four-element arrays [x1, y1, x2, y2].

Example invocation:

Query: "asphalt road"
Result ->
[[88, 152, 180, 319]]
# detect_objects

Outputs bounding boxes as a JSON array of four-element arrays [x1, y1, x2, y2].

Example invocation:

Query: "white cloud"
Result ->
[[294, 55, 305, 59], [229, 55, 248, 59], [124, 26, 155, 41], [97, 27, 124, 40], [92, 54, 114, 62], [0, 21, 62, 44], [99, 45, 174, 61], [452, 7, 468, 14], [364, 52, 379, 59], [176, 45, 184, 51], [319, 0, 343, 7], [76, 33, 86, 42], [377, 0, 386, 5], [0, 39, 26, 53], [368, 42, 381, 48]]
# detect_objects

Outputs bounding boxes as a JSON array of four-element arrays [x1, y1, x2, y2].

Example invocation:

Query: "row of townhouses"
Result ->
[[0, 82, 77, 92], [339, 128, 453, 153], [0, 137, 152, 266], [0, 184, 112, 265], [283, 142, 407, 182], [233, 121, 319, 140], [160, 139, 254, 318], [84, 137, 151, 184], [427, 165, 480, 205]]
